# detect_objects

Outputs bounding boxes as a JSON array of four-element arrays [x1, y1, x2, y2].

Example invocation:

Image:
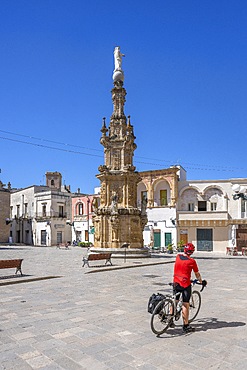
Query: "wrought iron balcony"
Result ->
[[35, 212, 68, 220]]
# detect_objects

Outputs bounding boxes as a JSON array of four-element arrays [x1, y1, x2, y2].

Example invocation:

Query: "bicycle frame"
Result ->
[[150, 280, 205, 336], [167, 280, 203, 321]]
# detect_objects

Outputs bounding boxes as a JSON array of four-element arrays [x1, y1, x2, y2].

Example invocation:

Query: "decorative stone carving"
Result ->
[[92, 197, 99, 213], [111, 192, 118, 215], [141, 195, 147, 215]]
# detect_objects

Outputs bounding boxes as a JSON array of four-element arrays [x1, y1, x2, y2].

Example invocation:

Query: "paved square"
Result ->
[[0, 246, 246, 369]]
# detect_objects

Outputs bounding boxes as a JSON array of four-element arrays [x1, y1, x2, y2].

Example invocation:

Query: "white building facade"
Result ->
[[9, 172, 72, 246]]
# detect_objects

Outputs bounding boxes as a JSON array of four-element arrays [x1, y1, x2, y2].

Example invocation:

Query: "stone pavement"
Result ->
[[0, 245, 247, 369]]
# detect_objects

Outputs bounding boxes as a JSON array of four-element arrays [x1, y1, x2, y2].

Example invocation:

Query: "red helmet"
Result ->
[[184, 243, 195, 255]]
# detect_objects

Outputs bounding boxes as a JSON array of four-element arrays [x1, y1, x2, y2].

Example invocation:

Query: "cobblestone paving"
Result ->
[[0, 246, 246, 369]]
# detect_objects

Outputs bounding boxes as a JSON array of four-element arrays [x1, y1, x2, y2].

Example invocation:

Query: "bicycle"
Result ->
[[150, 280, 206, 336]]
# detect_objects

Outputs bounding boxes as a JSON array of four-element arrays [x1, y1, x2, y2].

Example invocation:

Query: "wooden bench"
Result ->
[[82, 253, 112, 267], [0, 259, 23, 275]]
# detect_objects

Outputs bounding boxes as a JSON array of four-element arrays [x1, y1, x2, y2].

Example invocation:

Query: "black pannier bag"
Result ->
[[148, 293, 165, 314]]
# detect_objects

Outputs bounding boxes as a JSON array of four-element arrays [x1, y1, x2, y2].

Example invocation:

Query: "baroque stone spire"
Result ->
[[99, 47, 136, 173], [93, 47, 148, 250]]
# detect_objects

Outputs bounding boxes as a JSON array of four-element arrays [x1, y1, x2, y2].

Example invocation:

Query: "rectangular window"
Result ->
[[198, 201, 207, 211], [24, 203, 28, 216], [42, 205, 46, 217], [59, 206, 64, 217], [17, 205, 20, 217], [160, 190, 167, 206], [211, 202, 217, 211], [10, 206, 13, 218], [241, 199, 247, 218], [188, 203, 194, 211]]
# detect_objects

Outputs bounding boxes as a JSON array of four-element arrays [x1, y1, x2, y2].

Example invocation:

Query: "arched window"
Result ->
[[78, 203, 83, 215], [51, 179, 55, 186]]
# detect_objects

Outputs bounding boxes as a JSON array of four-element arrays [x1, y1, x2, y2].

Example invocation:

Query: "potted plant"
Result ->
[[177, 241, 184, 253], [167, 243, 174, 254]]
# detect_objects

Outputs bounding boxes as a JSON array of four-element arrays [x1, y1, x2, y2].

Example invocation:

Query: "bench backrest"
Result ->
[[88, 253, 111, 260], [0, 259, 23, 269]]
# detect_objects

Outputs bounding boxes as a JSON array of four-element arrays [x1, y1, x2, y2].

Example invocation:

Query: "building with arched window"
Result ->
[[177, 178, 247, 252], [71, 192, 100, 244], [137, 166, 181, 250]]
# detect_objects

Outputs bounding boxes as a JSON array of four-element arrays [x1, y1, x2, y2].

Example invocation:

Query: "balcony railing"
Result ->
[[74, 215, 88, 221], [35, 212, 68, 219]]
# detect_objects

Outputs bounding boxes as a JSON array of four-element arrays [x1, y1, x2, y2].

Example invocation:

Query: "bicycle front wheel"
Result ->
[[188, 290, 201, 323], [150, 298, 174, 336]]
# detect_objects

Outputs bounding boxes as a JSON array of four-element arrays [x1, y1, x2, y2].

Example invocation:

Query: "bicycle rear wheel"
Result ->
[[188, 290, 201, 323], [150, 298, 174, 336]]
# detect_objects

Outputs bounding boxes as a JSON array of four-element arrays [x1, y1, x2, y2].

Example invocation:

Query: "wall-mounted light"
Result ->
[[232, 184, 247, 200], [5, 218, 13, 225], [66, 220, 74, 226], [170, 217, 176, 226]]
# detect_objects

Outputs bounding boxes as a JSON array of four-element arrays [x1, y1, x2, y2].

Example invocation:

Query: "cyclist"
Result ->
[[172, 242, 205, 333]]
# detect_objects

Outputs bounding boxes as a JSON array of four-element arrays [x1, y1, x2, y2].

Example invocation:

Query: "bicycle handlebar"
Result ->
[[191, 279, 207, 292], [169, 279, 207, 292]]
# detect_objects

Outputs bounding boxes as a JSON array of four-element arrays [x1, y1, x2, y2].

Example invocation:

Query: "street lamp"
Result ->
[[121, 243, 130, 263], [232, 184, 247, 200]]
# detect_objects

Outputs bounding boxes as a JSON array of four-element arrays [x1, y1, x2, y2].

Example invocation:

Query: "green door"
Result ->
[[197, 229, 213, 251], [154, 231, 161, 250], [165, 232, 172, 246]]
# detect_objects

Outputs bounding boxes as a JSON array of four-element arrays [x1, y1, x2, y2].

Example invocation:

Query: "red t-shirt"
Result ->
[[173, 253, 199, 288]]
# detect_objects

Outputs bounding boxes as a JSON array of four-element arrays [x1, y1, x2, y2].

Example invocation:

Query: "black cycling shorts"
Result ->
[[174, 283, 191, 303]]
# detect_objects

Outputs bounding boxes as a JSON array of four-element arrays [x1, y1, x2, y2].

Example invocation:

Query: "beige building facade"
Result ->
[[177, 178, 247, 252], [137, 167, 180, 249]]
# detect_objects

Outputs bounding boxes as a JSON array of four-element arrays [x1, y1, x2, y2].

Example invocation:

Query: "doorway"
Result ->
[[153, 230, 161, 249], [41, 230, 46, 245], [179, 229, 188, 245], [165, 232, 172, 247], [236, 228, 247, 251], [197, 229, 213, 251]]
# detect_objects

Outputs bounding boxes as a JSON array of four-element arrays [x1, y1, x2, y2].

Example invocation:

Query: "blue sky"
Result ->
[[1, 1, 247, 194]]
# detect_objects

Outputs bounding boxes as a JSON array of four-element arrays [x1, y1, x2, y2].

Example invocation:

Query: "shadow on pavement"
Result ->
[[0, 247, 30, 250], [153, 317, 246, 339], [193, 317, 246, 331], [0, 274, 32, 280]]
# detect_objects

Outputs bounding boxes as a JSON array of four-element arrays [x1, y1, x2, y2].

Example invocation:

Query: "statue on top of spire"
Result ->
[[113, 46, 125, 82], [114, 46, 125, 71]]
